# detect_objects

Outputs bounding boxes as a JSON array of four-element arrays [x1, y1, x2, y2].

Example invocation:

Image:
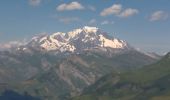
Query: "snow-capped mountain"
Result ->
[[18, 26, 129, 53], [0, 26, 159, 100]]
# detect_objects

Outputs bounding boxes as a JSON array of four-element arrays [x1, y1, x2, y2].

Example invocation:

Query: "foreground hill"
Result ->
[[72, 52, 170, 100]]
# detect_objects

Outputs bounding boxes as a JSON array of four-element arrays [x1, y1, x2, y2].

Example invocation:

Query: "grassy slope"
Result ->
[[72, 53, 170, 100]]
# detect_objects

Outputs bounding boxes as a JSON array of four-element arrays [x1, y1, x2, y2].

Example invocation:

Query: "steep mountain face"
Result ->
[[0, 26, 159, 100], [73, 52, 170, 100]]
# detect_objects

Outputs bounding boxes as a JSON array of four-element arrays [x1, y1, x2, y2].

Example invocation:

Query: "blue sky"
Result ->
[[0, 0, 170, 54]]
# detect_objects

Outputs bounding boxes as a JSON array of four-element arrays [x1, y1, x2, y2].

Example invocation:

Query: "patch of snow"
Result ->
[[99, 34, 126, 48], [83, 26, 98, 33]]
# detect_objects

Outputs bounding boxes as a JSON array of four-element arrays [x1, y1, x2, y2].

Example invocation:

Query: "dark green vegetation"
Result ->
[[0, 49, 157, 100], [72, 53, 170, 100], [0, 90, 41, 100]]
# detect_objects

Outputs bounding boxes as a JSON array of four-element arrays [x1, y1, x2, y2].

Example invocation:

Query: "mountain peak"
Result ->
[[67, 26, 99, 39], [83, 26, 98, 29], [83, 26, 99, 33]]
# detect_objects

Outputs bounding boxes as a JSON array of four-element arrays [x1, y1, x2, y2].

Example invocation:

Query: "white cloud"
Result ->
[[57, 2, 84, 11], [101, 20, 114, 25], [88, 19, 96, 25], [100, 4, 139, 18], [119, 8, 138, 18], [0, 41, 24, 50], [0, 44, 10, 49], [100, 4, 122, 16], [150, 11, 168, 21], [29, 0, 41, 6]]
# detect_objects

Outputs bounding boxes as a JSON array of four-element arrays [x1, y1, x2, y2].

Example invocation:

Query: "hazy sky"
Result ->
[[0, 0, 169, 54]]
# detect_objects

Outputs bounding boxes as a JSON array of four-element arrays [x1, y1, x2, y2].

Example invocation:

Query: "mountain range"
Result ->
[[0, 26, 161, 100], [18, 26, 128, 53]]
